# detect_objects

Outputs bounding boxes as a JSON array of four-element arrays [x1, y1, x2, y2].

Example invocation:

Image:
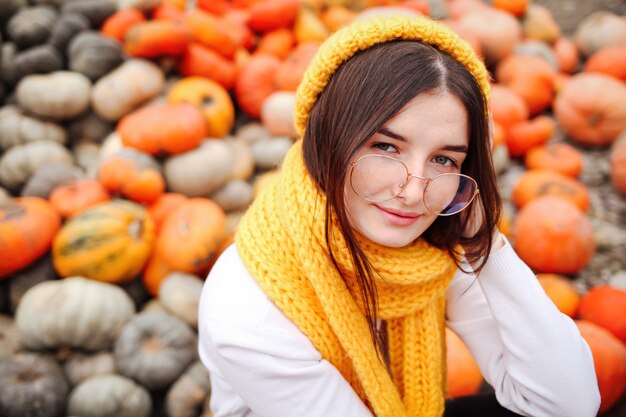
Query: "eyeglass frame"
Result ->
[[348, 154, 480, 216]]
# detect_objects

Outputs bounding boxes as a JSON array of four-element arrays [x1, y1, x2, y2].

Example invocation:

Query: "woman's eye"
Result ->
[[373, 142, 398, 153], [433, 155, 458, 167]]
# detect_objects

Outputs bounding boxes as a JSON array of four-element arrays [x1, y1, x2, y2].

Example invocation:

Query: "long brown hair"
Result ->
[[302, 40, 501, 349]]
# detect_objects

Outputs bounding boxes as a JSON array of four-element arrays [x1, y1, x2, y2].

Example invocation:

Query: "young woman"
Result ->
[[198, 15, 600, 417]]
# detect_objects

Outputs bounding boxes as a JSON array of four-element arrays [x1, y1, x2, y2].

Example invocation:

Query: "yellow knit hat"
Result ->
[[293, 14, 491, 137]]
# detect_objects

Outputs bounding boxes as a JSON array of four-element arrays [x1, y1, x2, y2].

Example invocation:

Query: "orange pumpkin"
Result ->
[[492, 0, 528, 17], [275, 42, 320, 92], [552, 37, 579, 74], [491, 121, 505, 148], [576, 320, 626, 414], [496, 55, 556, 115], [98, 151, 165, 204], [118, 103, 207, 155], [157, 198, 227, 274], [536, 274, 580, 318], [524, 143, 583, 178], [152, 4, 185, 21], [255, 28, 296, 59], [124, 20, 191, 57], [142, 252, 175, 296], [320, 5, 356, 32], [235, 54, 281, 119], [584, 45, 626, 82], [445, 328, 483, 398], [505, 115, 555, 158], [167, 77, 235, 138], [488, 84, 529, 131], [101, 9, 147, 42], [184, 9, 249, 59], [446, 0, 488, 20], [248, 0, 300, 32], [512, 196, 595, 274], [0, 197, 61, 279], [147, 193, 188, 233], [579, 285, 626, 346], [553, 73, 626, 147], [512, 169, 590, 212], [179, 43, 238, 90], [49, 179, 111, 219], [610, 132, 626, 196]]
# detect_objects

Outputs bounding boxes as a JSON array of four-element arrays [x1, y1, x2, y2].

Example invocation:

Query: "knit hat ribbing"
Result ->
[[293, 14, 491, 137]]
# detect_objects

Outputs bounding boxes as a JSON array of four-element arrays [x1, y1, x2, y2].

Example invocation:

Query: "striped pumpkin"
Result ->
[[52, 200, 155, 283]]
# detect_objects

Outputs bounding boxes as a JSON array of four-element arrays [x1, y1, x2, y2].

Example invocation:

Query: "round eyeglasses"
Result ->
[[349, 154, 480, 216]]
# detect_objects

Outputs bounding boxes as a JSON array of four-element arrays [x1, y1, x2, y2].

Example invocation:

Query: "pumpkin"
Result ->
[[98, 149, 165, 203], [184, 9, 243, 59], [455, 8, 521, 65], [114, 310, 197, 390], [512, 196, 595, 274], [496, 55, 556, 115], [251, 137, 293, 169], [488, 85, 529, 132], [49, 179, 110, 218], [512, 169, 590, 212], [521, 4, 560, 45], [159, 272, 204, 327], [165, 361, 212, 417], [275, 42, 320, 92], [0, 197, 60, 279], [101, 8, 147, 42], [124, 20, 191, 58], [513, 40, 558, 70], [294, 6, 330, 43], [16, 71, 91, 120], [1, 42, 18, 86], [256, 28, 296, 59], [0, 188, 10, 206], [148, 193, 188, 230], [8, 253, 56, 313], [552, 37, 580, 74], [68, 31, 125, 81], [142, 252, 176, 297], [152, 3, 186, 21], [445, 327, 483, 398], [0, 315, 21, 361], [226, 139, 255, 181], [235, 122, 272, 144], [164, 140, 235, 196], [579, 285, 626, 346], [13, 45, 64, 83], [15, 277, 135, 350], [491, 0, 527, 17], [21, 160, 82, 198], [157, 198, 227, 274], [6, 5, 57, 49], [553, 73, 626, 147], [91, 58, 165, 121], [48, 12, 91, 53], [67, 374, 152, 417], [0, 140, 73, 192], [61, 0, 116, 28], [0, 0, 26, 24], [505, 115, 555, 158], [524, 143, 583, 178], [610, 131, 626, 196], [0, 353, 68, 417], [118, 103, 207, 155], [52, 200, 155, 283], [167, 77, 235, 138], [179, 43, 237, 90], [576, 320, 626, 414], [64, 351, 117, 387], [210, 179, 254, 213], [536, 274, 580, 318], [249, 0, 300, 32], [260, 91, 297, 137], [117, 0, 161, 11], [0, 106, 67, 150], [72, 140, 102, 178], [574, 11, 626, 57], [584, 45, 626, 82], [68, 110, 114, 143], [235, 54, 281, 119], [320, 5, 356, 31]]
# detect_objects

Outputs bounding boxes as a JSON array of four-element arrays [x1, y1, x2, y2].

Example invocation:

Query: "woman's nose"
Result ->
[[397, 172, 428, 206]]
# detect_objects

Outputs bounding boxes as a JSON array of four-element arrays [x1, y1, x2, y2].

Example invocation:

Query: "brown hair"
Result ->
[[302, 40, 502, 349]]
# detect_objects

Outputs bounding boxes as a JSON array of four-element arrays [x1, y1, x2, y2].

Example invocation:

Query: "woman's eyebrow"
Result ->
[[378, 126, 468, 153], [441, 145, 468, 153]]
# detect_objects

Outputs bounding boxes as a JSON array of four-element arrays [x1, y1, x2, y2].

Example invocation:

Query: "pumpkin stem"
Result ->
[[142, 337, 164, 353], [588, 112, 603, 127]]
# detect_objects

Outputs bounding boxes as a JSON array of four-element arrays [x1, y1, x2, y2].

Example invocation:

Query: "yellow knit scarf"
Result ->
[[235, 141, 457, 417]]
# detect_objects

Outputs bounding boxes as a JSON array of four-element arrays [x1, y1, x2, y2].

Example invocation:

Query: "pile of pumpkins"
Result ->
[[0, 0, 626, 416]]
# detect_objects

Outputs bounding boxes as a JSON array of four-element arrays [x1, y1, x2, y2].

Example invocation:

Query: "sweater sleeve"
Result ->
[[198, 245, 374, 417], [445, 235, 601, 417]]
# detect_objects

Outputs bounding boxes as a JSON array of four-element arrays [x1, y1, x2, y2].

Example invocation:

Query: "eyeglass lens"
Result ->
[[350, 155, 477, 215]]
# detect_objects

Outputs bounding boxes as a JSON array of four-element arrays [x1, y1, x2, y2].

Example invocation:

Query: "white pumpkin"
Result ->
[[235, 122, 271, 145], [260, 91, 298, 138], [64, 351, 117, 387], [159, 272, 204, 327], [0, 314, 21, 361], [0, 106, 67, 150], [210, 179, 254, 213], [165, 361, 212, 417], [250, 137, 293, 170]]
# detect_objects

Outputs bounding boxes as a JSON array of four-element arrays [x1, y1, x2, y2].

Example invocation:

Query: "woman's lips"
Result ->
[[375, 205, 421, 226]]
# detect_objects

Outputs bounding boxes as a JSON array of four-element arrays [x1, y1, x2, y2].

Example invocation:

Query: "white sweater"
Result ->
[[197, 237, 600, 417]]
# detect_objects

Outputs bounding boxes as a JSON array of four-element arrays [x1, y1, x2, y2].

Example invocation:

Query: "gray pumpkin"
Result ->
[[69, 31, 124, 81], [0, 353, 69, 417], [21, 160, 83, 198], [16, 71, 92, 120], [14, 44, 64, 82], [0, 0, 27, 24], [64, 351, 116, 387], [6, 5, 58, 50], [67, 374, 152, 417], [62, 0, 117, 28], [69, 110, 114, 143], [165, 361, 212, 417], [48, 12, 91, 54], [114, 310, 197, 390], [0, 106, 68, 150], [1, 42, 18, 86], [71, 139, 101, 178], [0, 314, 22, 361], [8, 253, 57, 313]]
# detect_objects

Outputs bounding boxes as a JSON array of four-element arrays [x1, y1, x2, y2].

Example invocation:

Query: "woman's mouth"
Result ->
[[375, 205, 421, 226]]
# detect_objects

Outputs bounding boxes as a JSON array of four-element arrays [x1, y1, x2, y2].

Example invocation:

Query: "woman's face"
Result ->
[[344, 91, 470, 248]]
